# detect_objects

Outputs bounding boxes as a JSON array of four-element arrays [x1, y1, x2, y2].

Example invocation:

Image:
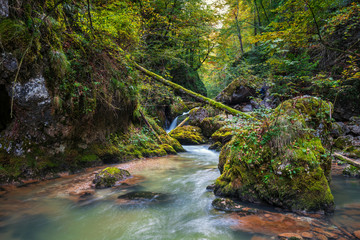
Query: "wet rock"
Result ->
[[117, 191, 173, 203], [212, 198, 259, 214], [169, 125, 206, 145], [69, 190, 95, 202], [0, 0, 9, 17], [206, 184, 215, 191], [278, 233, 303, 239], [314, 233, 328, 240], [230, 211, 311, 236], [209, 141, 222, 151], [93, 167, 130, 188], [301, 232, 314, 239]]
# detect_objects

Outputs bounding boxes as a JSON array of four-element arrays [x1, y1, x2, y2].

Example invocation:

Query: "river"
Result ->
[[0, 146, 359, 240]]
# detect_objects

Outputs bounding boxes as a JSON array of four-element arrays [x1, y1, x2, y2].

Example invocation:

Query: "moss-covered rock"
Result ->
[[169, 125, 206, 145], [211, 126, 235, 144], [334, 136, 353, 150], [93, 167, 130, 188], [215, 79, 256, 105], [209, 141, 222, 151], [214, 96, 334, 213], [343, 165, 360, 177]]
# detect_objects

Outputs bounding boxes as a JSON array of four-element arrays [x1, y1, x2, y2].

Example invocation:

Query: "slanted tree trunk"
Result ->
[[134, 63, 256, 120]]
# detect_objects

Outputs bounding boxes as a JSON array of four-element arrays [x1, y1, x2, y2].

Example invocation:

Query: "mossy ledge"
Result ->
[[213, 96, 335, 213], [169, 125, 206, 145]]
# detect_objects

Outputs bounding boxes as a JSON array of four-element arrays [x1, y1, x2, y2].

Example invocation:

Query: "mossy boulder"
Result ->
[[199, 117, 226, 138], [169, 125, 206, 145], [211, 126, 235, 144], [93, 167, 130, 189], [214, 96, 334, 213], [215, 79, 255, 105], [343, 165, 360, 177], [333, 136, 353, 150]]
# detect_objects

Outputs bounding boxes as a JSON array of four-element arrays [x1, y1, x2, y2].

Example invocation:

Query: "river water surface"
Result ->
[[0, 146, 254, 240], [1, 146, 360, 240]]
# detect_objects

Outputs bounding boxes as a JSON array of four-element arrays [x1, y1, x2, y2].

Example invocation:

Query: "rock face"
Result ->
[[169, 125, 206, 145], [214, 96, 335, 213], [215, 79, 255, 105], [93, 167, 130, 188]]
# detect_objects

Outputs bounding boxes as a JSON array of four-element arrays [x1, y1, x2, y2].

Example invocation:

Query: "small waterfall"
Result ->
[[166, 111, 190, 133], [166, 116, 179, 133]]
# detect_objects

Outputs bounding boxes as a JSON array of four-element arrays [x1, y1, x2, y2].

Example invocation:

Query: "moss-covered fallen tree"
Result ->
[[134, 63, 256, 120]]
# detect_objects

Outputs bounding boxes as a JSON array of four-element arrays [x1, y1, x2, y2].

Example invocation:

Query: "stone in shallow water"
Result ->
[[212, 198, 259, 214], [93, 167, 130, 189], [117, 191, 174, 204]]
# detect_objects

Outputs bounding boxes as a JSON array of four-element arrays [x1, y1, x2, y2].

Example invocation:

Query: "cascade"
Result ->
[[166, 111, 190, 133]]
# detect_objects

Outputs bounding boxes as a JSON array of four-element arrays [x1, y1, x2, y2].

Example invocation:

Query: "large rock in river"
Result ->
[[214, 96, 334, 213], [93, 167, 130, 188]]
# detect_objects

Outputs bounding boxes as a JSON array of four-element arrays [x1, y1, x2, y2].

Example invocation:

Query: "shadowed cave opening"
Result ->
[[0, 85, 12, 132]]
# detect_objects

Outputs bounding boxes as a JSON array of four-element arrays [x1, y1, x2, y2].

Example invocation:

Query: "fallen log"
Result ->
[[333, 152, 360, 168], [134, 63, 257, 121]]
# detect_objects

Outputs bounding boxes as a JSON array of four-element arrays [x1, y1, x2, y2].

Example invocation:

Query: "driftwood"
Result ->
[[134, 63, 257, 121], [333, 152, 360, 168]]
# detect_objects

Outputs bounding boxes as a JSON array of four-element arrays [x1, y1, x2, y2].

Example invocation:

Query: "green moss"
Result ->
[[169, 125, 206, 145], [334, 136, 353, 150], [134, 63, 256, 120], [93, 167, 130, 188], [80, 154, 99, 162], [213, 96, 334, 213], [161, 144, 177, 155], [211, 127, 234, 143]]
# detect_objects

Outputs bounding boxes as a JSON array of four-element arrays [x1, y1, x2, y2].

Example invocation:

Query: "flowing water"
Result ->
[[1, 146, 360, 240], [0, 146, 253, 240]]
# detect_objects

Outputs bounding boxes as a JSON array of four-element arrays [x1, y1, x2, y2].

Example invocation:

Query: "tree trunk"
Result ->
[[235, 0, 244, 54], [134, 63, 256, 120]]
